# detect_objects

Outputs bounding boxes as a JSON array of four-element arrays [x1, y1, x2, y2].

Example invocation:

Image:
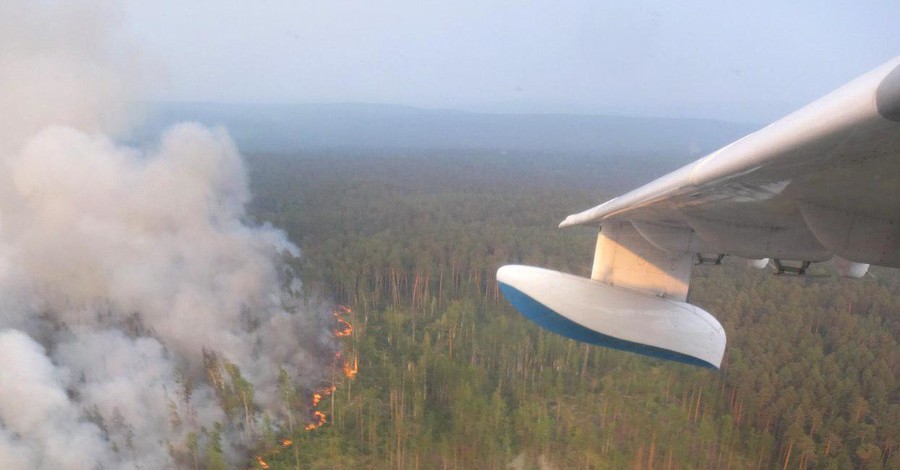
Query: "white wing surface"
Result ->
[[561, 57, 900, 268]]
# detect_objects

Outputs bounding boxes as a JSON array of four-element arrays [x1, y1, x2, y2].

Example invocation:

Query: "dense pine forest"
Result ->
[[239, 151, 898, 469]]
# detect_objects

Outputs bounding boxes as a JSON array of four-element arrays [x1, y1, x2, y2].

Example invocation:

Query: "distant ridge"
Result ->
[[137, 102, 757, 157]]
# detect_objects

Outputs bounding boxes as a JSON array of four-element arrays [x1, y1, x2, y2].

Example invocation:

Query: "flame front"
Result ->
[[304, 384, 335, 432], [304, 411, 327, 431], [333, 305, 353, 337], [343, 355, 358, 380], [304, 306, 356, 432], [253, 305, 358, 466]]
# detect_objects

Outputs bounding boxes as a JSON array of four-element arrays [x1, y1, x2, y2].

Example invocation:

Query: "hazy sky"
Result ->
[[122, 0, 899, 122]]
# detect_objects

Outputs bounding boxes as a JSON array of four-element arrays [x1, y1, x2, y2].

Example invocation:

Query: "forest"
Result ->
[[226, 150, 897, 469]]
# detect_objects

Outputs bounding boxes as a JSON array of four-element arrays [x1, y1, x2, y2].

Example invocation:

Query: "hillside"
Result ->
[[139, 102, 754, 156]]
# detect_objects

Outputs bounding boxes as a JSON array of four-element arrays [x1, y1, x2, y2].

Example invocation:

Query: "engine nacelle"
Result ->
[[833, 256, 870, 278]]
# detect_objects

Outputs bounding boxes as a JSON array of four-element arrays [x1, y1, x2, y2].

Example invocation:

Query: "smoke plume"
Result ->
[[0, 1, 331, 468]]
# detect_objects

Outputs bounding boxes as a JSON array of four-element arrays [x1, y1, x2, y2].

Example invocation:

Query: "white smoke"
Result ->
[[0, 1, 332, 468], [0, 330, 114, 468]]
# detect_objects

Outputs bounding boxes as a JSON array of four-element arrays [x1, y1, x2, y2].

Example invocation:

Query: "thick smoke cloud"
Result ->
[[0, 330, 114, 468], [0, 1, 331, 468]]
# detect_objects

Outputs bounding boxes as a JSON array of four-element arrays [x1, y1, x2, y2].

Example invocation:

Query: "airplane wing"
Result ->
[[498, 56, 900, 369]]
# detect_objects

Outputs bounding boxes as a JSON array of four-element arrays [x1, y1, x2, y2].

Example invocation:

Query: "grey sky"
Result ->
[[122, 0, 899, 122]]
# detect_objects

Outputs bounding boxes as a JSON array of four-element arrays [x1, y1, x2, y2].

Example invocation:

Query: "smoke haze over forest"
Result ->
[[0, 1, 334, 467]]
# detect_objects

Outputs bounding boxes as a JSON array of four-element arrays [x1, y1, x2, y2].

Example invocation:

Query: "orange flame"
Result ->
[[304, 411, 327, 431], [343, 355, 358, 380], [304, 374, 340, 431], [302, 306, 359, 433], [333, 319, 353, 337], [333, 306, 353, 337], [251, 305, 359, 467]]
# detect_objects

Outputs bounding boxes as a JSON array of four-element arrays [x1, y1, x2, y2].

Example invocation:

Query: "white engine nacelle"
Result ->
[[833, 256, 870, 278]]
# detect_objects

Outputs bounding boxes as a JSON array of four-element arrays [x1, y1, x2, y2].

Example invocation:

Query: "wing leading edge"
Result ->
[[498, 57, 900, 368]]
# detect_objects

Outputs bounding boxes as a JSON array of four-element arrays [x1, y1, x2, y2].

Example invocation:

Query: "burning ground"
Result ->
[[0, 1, 342, 467]]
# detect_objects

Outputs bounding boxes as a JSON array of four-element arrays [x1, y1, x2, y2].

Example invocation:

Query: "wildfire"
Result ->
[[304, 411, 327, 431], [252, 305, 358, 466], [250, 419, 296, 467], [333, 305, 353, 337], [304, 384, 334, 431], [342, 355, 358, 380]]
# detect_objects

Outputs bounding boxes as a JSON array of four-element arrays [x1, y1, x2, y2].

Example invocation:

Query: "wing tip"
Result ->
[[558, 216, 577, 228], [876, 60, 900, 122]]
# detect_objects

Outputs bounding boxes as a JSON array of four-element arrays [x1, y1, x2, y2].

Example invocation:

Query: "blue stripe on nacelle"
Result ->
[[499, 282, 718, 369]]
